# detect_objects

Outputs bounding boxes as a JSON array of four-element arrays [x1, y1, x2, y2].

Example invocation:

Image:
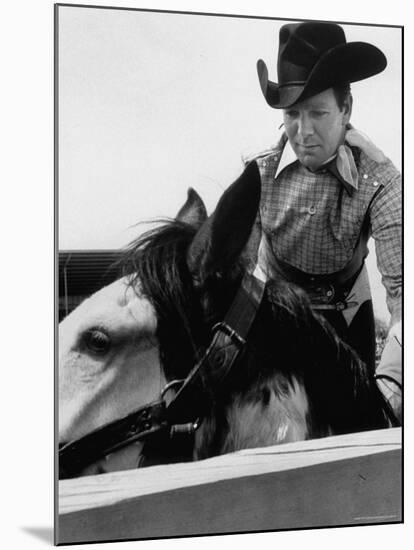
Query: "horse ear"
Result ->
[[176, 188, 208, 229], [188, 161, 261, 278]]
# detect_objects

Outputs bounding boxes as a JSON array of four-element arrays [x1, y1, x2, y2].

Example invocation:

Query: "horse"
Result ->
[[58, 162, 394, 479]]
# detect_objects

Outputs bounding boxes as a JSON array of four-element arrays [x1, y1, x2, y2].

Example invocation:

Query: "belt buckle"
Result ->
[[308, 283, 335, 305]]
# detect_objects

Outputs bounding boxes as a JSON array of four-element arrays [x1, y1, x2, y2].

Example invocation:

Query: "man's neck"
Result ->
[[275, 135, 358, 191], [306, 153, 338, 173]]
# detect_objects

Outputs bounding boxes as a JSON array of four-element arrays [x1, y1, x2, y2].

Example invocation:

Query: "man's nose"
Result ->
[[297, 114, 314, 138]]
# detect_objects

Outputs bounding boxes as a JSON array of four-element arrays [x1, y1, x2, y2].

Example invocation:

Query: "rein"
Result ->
[[59, 272, 266, 479]]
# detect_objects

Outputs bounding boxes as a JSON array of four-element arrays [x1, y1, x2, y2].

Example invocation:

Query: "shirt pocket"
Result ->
[[329, 186, 377, 261]]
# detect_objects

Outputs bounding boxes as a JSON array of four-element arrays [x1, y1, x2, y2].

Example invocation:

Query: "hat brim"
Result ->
[[258, 42, 387, 109]]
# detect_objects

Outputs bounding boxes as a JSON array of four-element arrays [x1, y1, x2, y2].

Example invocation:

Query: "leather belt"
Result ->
[[275, 257, 363, 311]]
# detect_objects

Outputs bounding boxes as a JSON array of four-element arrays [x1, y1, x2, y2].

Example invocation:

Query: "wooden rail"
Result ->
[[57, 428, 402, 544]]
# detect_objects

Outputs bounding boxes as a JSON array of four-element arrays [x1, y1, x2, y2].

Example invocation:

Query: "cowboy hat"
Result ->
[[258, 22, 387, 109]]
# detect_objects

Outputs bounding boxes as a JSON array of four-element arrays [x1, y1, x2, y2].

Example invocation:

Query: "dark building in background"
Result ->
[[58, 250, 122, 321]]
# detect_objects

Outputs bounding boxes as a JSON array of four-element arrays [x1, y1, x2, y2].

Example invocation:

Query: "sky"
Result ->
[[57, 7, 402, 320]]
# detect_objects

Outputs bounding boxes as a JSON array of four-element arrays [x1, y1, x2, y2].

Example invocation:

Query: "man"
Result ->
[[249, 22, 401, 421]]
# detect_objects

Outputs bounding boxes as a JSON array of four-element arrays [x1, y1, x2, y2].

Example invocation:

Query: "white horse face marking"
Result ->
[[59, 276, 165, 444]]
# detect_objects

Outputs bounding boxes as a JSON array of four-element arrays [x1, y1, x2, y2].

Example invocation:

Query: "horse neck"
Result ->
[[190, 285, 337, 460]]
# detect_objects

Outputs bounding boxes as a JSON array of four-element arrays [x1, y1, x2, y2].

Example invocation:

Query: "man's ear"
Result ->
[[342, 93, 353, 124]]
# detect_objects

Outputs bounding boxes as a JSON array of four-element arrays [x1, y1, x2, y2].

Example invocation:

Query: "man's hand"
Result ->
[[376, 321, 402, 424], [345, 126, 387, 163], [376, 376, 402, 424]]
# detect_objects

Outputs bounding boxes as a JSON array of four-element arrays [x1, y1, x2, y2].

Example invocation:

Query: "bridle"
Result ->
[[59, 266, 400, 478], [59, 272, 266, 479]]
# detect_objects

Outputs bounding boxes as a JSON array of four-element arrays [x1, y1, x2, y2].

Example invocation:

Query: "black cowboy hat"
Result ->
[[258, 22, 387, 109]]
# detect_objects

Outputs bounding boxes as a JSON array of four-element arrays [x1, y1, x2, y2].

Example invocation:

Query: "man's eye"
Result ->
[[284, 110, 298, 118], [312, 111, 328, 117], [83, 329, 111, 354]]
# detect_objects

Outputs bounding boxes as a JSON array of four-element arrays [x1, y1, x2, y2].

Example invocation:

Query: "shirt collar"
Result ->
[[274, 136, 359, 195]]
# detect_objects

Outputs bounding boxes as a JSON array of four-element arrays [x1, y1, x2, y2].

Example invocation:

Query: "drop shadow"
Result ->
[[21, 526, 54, 545]]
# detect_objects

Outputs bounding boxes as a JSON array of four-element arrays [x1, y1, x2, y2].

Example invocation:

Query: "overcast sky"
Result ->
[[57, 6, 402, 320]]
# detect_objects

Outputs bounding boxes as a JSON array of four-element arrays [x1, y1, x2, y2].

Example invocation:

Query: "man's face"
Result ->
[[283, 88, 352, 170]]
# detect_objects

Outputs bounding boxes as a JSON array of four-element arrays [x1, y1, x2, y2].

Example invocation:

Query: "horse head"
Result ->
[[58, 185, 209, 475], [59, 162, 392, 478]]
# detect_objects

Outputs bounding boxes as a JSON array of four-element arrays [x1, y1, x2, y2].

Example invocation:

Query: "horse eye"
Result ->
[[84, 329, 111, 354]]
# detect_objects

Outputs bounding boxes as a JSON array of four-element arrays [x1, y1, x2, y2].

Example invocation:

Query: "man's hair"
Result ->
[[332, 83, 352, 110]]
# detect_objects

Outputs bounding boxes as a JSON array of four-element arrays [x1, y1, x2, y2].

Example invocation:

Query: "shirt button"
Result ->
[[326, 290, 333, 297], [363, 174, 369, 179], [308, 206, 316, 215], [373, 181, 379, 187], [263, 161, 267, 167]]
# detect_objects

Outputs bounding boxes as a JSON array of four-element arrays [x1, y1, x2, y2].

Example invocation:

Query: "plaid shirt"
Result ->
[[252, 132, 401, 325]]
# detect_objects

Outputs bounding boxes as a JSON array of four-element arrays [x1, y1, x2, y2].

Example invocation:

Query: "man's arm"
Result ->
[[369, 164, 402, 421], [370, 169, 402, 328]]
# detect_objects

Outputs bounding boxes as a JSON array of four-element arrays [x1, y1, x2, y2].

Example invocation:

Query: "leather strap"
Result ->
[[59, 400, 167, 479], [166, 273, 266, 425]]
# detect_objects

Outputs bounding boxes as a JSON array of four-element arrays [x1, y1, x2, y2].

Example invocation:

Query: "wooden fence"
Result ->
[[57, 427, 402, 545]]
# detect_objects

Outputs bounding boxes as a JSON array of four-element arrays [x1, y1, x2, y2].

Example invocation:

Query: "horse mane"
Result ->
[[120, 219, 206, 380]]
